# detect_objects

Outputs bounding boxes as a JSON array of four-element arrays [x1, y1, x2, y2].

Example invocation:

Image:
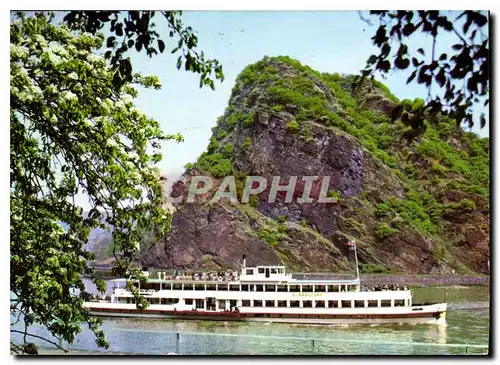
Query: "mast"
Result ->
[[347, 240, 360, 283], [354, 241, 360, 281]]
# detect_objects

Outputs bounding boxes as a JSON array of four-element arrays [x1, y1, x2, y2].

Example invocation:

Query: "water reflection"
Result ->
[[11, 284, 489, 355]]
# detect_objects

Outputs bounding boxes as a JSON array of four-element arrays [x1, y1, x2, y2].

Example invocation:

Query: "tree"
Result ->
[[63, 11, 224, 91], [10, 12, 220, 354], [360, 11, 489, 133]]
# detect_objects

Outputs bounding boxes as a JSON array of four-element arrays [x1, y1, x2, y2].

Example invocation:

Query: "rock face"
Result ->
[[137, 56, 490, 275], [141, 203, 281, 269]]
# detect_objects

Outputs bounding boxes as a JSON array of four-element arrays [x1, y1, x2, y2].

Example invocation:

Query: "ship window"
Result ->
[[255, 285, 264, 292], [230, 284, 240, 291], [315, 285, 326, 292], [381, 300, 392, 307], [328, 300, 339, 308], [340, 285, 347, 292], [163, 283, 172, 290], [290, 301, 300, 308], [185, 299, 193, 305], [206, 284, 216, 291], [289, 285, 300, 292], [265, 300, 275, 307], [395, 299, 405, 307], [315, 300, 325, 308], [277, 285, 288, 292], [302, 301, 313, 308], [183, 283, 193, 290], [253, 300, 263, 307], [354, 300, 365, 308], [153, 283, 161, 290], [165, 298, 179, 305], [258, 268, 265, 274], [265, 285, 276, 292], [241, 284, 249, 292], [195, 299, 204, 309], [349, 285, 357, 292], [242, 300, 251, 307], [246, 269, 254, 275], [302, 285, 313, 293], [195, 284, 205, 291], [277, 300, 287, 308], [368, 300, 378, 308], [328, 285, 339, 292], [173, 284, 182, 290], [341, 300, 352, 308], [217, 284, 228, 291]]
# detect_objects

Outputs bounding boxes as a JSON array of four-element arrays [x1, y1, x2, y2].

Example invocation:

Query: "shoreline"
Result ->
[[91, 268, 490, 287], [358, 274, 489, 287]]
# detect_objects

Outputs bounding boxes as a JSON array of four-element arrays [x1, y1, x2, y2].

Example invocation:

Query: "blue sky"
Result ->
[[123, 11, 489, 184]]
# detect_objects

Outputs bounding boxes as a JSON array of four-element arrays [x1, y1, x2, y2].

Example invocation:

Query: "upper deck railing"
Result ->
[[151, 271, 240, 282]]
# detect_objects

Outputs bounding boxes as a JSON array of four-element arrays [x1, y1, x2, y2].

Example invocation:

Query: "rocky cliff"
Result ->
[[139, 56, 490, 275]]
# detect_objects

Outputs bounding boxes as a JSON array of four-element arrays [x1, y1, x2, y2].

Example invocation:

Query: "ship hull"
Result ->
[[84, 303, 446, 325]]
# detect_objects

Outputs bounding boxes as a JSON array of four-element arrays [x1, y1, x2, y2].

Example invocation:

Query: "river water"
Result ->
[[11, 285, 490, 355]]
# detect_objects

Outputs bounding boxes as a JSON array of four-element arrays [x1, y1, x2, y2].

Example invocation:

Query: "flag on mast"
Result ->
[[346, 241, 356, 250]]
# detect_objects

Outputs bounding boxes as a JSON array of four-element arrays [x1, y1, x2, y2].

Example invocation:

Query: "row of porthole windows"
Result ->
[[123, 298, 408, 308], [137, 283, 359, 293], [241, 299, 407, 308]]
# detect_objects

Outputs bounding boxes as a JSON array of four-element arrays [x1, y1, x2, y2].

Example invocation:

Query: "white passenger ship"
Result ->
[[84, 246, 447, 325]]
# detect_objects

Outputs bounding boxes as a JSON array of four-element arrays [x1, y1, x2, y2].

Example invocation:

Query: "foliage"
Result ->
[[11, 13, 180, 353], [215, 129, 228, 141], [327, 190, 341, 201], [375, 223, 399, 239], [241, 137, 252, 150], [242, 112, 254, 127], [258, 220, 287, 247], [201, 54, 489, 272], [362, 10, 488, 131], [342, 217, 364, 232], [197, 152, 232, 178], [286, 120, 300, 133], [446, 198, 476, 213], [223, 143, 233, 157], [184, 162, 195, 170], [388, 198, 436, 234], [63, 10, 224, 90], [433, 244, 447, 261], [361, 263, 392, 274], [248, 195, 260, 208], [375, 203, 391, 217]]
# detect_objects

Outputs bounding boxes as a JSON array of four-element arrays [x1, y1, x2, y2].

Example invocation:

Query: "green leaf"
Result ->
[[106, 36, 116, 48], [158, 39, 165, 53]]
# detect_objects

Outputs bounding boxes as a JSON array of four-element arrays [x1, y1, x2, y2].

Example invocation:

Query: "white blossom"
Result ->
[[10, 44, 29, 59], [60, 90, 77, 101], [121, 94, 133, 104], [127, 151, 139, 160]]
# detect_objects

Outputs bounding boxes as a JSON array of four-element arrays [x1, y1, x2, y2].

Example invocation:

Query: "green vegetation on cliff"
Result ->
[[186, 55, 489, 274]]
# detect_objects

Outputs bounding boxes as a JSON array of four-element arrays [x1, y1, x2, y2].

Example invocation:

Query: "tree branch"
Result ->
[[10, 329, 69, 353]]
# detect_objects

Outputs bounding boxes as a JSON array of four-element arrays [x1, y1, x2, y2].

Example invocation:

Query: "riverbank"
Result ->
[[359, 274, 489, 287], [91, 268, 489, 287]]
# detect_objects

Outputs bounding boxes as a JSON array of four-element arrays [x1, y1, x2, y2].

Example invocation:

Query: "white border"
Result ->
[[2, 2, 496, 365]]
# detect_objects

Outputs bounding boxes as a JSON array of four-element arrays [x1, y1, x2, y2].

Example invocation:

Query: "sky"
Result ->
[[122, 11, 489, 185]]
